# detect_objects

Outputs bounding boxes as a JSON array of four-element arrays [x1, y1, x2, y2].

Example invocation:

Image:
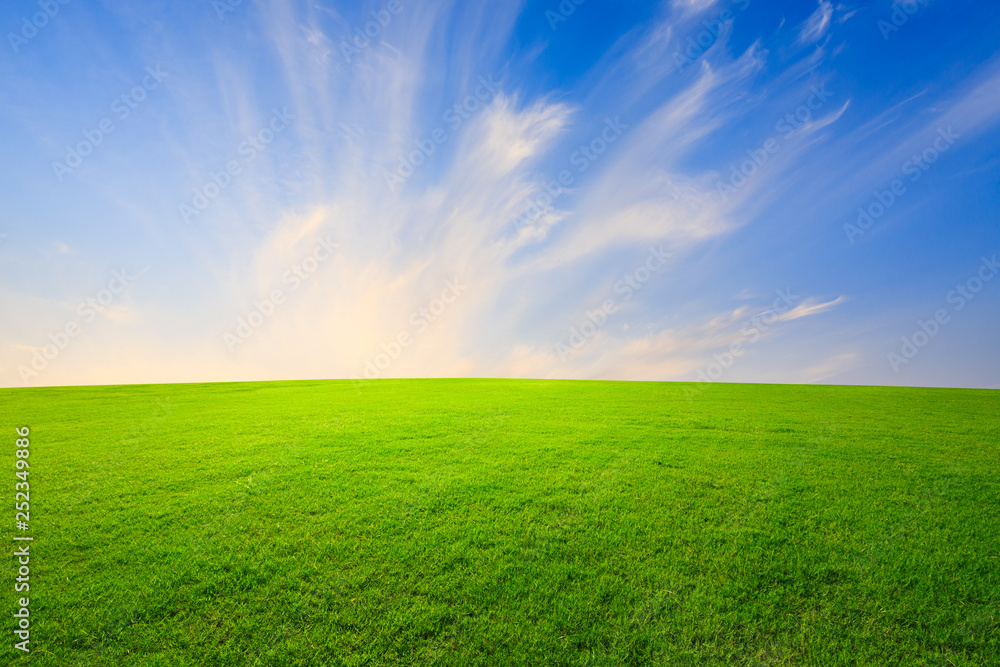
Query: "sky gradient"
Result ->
[[1, 0, 998, 389]]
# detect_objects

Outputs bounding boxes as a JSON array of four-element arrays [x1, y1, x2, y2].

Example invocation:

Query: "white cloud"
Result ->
[[798, 1, 833, 44], [775, 296, 848, 323], [490, 294, 847, 382]]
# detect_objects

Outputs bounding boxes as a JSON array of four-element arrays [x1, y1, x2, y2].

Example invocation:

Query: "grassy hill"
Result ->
[[2, 379, 998, 665]]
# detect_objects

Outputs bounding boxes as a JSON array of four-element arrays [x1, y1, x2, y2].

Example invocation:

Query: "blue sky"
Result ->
[[1, 0, 998, 388]]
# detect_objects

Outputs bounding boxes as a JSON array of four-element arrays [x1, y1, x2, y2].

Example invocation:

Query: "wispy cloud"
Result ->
[[798, 1, 834, 44]]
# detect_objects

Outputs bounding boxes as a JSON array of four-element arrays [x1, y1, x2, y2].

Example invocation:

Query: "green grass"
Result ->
[[1, 378, 998, 665]]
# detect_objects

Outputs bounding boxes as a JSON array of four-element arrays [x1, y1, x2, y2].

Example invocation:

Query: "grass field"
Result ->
[[2, 378, 998, 665]]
